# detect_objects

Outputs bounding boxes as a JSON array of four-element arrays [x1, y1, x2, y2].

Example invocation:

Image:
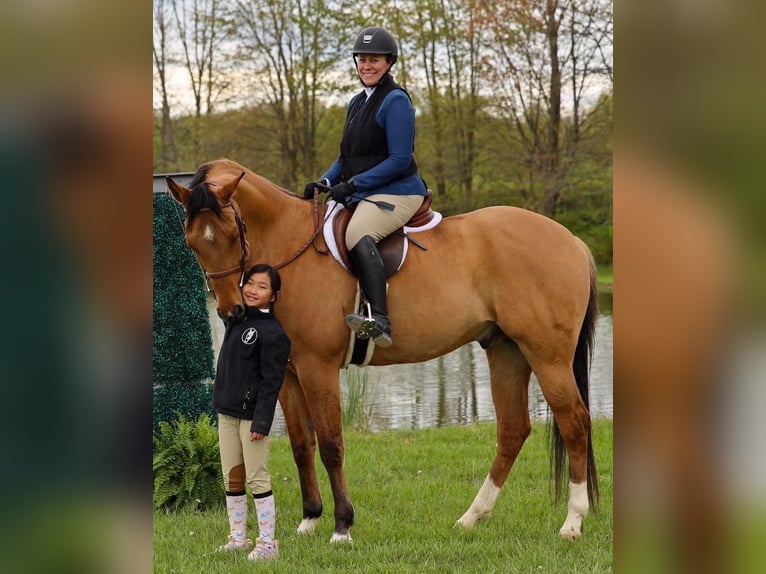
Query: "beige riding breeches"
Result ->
[[218, 413, 272, 495], [345, 194, 424, 250]]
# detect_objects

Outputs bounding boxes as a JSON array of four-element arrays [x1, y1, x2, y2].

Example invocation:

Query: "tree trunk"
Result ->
[[543, 0, 562, 218]]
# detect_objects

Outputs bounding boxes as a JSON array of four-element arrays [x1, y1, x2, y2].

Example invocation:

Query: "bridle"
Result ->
[[191, 200, 250, 289], [174, 181, 330, 295]]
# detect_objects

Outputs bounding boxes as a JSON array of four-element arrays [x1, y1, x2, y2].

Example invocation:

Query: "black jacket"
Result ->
[[212, 308, 291, 435]]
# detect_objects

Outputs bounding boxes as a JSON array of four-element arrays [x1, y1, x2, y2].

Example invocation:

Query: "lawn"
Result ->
[[154, 419, 613, 573]]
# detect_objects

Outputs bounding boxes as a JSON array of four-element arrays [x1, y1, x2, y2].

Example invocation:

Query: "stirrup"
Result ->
[[346, 313, 377, 340], [346, 300, 376, 339]]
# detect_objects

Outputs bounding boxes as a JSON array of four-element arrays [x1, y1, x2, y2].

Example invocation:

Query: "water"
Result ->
[[208, 293, 613, 436]]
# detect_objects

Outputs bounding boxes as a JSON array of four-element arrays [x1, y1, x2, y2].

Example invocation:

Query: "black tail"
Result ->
[[550, 253, 600, 510]]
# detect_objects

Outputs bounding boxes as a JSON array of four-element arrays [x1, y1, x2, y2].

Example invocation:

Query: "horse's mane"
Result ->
[[191, 159, 299, 215], [186, 163, 222, 222]]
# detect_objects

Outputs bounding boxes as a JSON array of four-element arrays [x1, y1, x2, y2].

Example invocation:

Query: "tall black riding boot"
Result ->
[[346, 235, 392, 348]]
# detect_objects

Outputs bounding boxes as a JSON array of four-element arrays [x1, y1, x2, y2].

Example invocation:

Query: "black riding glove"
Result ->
[[329, 180, 355, 203], [303, 181, 321, 199]]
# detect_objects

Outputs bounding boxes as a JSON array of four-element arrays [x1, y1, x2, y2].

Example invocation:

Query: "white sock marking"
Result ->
[[455, 475, 501, 528], [559, 481, 589, 539], [330, 532, 353, 543], [296, 517, 318, 535]]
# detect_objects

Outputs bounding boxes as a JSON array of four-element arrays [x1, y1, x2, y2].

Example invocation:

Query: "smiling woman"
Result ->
[[356, 54, 390, 87], [303, 26, 428, 348]]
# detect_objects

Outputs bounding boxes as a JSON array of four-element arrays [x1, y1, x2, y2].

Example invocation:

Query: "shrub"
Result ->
[[153, 413, 223, 511], [152, 380, 215, 434], [153, 192, 215, 430]]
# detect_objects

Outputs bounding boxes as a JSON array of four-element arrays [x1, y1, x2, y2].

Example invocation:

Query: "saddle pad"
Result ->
[[322, 200, 443, 272]]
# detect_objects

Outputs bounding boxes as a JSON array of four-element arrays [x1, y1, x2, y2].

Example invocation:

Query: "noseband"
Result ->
[[191, 200, 250, 286]]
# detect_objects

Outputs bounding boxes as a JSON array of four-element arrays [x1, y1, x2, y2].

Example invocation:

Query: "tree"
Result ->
[[153, 0, 177, 171], [171, 0, 233, 162], [478, 0, 612, 217], [389, 0, 484, 212], [233, 0, 358, 191]]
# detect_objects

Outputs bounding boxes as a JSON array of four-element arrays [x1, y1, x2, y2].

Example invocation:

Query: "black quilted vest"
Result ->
[[339, 74, 419, 183]]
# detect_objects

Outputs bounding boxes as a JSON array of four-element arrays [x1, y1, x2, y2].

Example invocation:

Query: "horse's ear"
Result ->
[[220, 172, 246, 203], [166, 177, 191, 206]]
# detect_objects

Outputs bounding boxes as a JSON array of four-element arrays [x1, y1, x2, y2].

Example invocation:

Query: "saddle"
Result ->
[[331, 190, 439, 278]]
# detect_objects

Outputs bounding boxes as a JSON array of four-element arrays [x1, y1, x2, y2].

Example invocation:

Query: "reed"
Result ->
[[341, 365, 376, 432]]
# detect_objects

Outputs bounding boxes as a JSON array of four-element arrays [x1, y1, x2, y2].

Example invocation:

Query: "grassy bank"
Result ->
[[154, 419, 613, 573], [597, 264, 613, 292]]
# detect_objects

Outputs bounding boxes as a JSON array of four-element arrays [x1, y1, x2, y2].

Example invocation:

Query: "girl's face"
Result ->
[[356, 54, 389, 87], [241, 272, 276, 310]]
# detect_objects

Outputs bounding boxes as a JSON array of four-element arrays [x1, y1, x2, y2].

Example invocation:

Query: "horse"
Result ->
[[166, 158, 599, 543]]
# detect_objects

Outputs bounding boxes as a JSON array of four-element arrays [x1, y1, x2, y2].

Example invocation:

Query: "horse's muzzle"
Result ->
[[218, 304, 245, 323]]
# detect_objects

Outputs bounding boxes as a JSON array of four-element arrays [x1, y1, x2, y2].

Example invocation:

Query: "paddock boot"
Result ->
[[217, 493, 253, 552], [346, 235, 392, 348]]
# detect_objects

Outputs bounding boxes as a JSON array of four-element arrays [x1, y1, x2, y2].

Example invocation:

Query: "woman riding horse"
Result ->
[[303, 26, 427, 348]]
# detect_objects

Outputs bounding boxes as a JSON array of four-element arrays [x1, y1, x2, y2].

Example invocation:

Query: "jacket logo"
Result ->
[[241, 327, 258, 345]]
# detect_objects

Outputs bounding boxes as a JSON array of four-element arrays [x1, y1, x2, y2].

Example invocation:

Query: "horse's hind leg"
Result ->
[[279, 367, 323, 534], [532, 360, 593, 539], [456, 337, 532, 528]]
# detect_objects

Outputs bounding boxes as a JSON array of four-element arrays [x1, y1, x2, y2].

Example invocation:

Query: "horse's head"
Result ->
[[166, 165, 249, 322]]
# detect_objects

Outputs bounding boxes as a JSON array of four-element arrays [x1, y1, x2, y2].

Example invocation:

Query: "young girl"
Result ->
[[212, 263, 291, 561]]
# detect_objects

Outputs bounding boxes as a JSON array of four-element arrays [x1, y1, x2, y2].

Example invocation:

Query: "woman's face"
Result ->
[[356, 54, 389, 87], [241, 272, 275, 310]]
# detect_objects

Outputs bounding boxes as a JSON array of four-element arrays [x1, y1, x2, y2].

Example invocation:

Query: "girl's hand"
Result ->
[[250, 431, 266, 441]]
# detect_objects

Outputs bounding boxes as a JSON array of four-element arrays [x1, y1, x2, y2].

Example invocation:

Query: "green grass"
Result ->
[[154, 419, 613, 573], [596, 264, 613, 292]]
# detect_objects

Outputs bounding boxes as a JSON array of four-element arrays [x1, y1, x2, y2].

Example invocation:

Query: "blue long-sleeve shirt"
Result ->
[[322, 88, 426, 202]]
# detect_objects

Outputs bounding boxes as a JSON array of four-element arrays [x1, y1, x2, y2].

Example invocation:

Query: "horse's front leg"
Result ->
[[295, 358, 354, 543], [279, 366, 323, 534]]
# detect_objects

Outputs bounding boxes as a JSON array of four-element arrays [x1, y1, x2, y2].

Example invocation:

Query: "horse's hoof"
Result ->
[[455, 507, 492, 529], [558, 525, 582, 540], [454, 516, 477, 529], [329, 532, 353, 544], [454, 519, 473, 530], [297, 517, 319, 535]]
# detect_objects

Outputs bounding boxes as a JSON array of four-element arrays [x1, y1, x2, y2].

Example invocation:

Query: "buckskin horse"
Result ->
[[166, 158, 599, 542]]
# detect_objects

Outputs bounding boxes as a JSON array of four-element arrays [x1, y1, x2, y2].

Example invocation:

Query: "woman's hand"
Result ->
[[329, 180, 355, 202], [250, 431, 266, 441]]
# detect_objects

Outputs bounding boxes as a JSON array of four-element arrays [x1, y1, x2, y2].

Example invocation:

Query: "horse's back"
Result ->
[[395, 203, 590, 308], [429, 205, 591, 280]]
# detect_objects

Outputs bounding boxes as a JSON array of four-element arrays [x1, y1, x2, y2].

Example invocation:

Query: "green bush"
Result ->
[[152, 380, 215, 434], [153, 192, 216, 429], [153, 413, 224, 511]]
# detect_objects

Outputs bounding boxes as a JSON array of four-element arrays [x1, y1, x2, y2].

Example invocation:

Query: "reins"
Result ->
[[272, 190, 331, 270]]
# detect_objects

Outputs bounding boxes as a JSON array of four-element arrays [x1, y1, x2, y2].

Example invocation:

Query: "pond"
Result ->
[[207, 291, 613, 436]]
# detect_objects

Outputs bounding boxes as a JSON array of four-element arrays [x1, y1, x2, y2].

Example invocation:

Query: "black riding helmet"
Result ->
[[352, 26, 398, 65]]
